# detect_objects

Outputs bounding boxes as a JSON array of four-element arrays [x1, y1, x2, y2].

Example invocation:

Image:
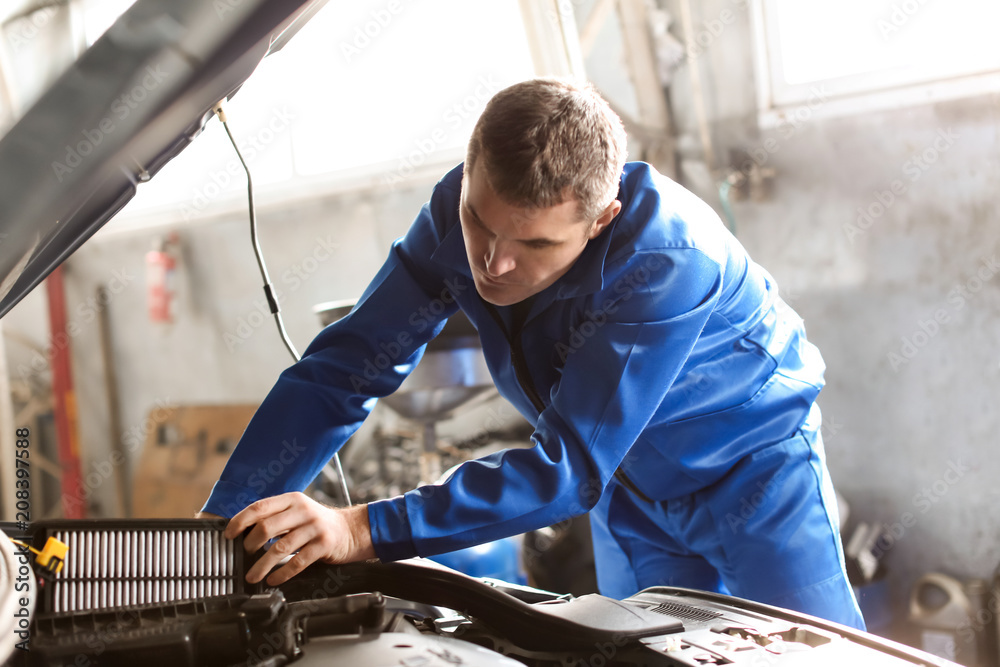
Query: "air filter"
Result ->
[[28, 519, 256, 615]]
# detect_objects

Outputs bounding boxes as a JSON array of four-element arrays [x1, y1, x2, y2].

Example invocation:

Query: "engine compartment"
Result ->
[[2, 519, 954, 666]]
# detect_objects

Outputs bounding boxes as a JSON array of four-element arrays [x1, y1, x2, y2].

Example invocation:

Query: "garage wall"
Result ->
[[659, 0, 1000, 625]]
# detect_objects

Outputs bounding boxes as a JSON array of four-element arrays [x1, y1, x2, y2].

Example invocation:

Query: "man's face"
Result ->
[[459, 163, 605, 307]]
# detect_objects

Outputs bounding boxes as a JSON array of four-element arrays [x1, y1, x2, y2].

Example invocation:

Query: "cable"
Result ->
[[213, 102, 301, 363], [212, 102, 352, 507]]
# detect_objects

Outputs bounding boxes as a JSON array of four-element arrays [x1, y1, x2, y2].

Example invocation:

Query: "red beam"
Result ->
[[45, 266, 85, 519]]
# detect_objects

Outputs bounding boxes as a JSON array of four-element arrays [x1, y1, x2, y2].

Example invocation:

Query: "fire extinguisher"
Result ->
[[146, 234, 177, 323]]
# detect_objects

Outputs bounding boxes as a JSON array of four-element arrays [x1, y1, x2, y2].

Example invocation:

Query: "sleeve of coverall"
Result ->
[[368, 247, 724, 561], [201, 186, 458, 518]]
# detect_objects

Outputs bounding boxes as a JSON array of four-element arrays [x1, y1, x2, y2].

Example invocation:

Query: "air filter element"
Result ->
[[28, 519, 256, 615]]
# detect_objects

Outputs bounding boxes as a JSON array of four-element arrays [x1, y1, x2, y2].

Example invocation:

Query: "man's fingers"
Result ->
[[241, 493, 321, 551], [266, 543, 325, 587], [244, 540, 294, 585], [225, 495, 291, 540], [243, 508, 306, 553], [224, 506, 257, 540], [244, 525, 314, 584]]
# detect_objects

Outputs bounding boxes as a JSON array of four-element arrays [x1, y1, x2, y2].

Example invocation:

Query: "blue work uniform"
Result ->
[[203, 162, 865, 630]]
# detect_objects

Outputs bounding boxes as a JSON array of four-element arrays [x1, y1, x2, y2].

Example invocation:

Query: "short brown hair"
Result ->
[[466, 78, 627, 222]]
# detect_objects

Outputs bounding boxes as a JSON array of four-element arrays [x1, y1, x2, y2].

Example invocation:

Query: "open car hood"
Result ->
[[0, 0, 328, 319]]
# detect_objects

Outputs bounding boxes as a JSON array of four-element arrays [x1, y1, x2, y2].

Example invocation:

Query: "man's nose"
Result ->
[[485, 239, 516, 276]]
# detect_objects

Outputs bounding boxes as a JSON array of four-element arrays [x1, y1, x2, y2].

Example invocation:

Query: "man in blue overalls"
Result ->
[[201, 78, 865, 630]]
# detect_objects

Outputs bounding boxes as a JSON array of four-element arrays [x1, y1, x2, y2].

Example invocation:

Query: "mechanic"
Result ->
[[199, 78, 865, 630]]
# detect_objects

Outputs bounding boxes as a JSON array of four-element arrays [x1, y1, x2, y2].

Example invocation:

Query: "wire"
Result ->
[[214, 103, 301, 363], [213, 102, 352, 507]]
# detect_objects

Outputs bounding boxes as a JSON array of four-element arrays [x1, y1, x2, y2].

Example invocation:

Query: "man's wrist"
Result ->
[[343, 503, 376, 561]]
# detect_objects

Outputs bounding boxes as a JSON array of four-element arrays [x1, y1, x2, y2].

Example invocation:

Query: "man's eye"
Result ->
[[464, 209, 488, 232]]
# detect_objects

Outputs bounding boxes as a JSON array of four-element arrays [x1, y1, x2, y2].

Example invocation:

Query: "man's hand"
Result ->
[[224, 492, 375, 586], [194, 511, 223, 520]]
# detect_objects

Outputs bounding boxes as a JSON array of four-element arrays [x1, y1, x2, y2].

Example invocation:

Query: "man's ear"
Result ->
[[587, 199, 622, 240]]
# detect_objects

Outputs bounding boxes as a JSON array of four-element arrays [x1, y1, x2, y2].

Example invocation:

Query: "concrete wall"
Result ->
[[660, 0, 1000, 631]]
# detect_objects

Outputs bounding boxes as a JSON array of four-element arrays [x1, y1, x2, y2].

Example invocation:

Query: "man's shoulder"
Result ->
[[609, 162, 731, 267], [424, 163, 464, 233]]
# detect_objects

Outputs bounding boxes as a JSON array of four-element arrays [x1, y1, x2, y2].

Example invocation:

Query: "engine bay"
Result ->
[[3, 519, 950, 666]]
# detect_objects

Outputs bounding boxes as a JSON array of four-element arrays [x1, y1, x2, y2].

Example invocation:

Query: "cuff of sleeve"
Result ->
[[367, 496, 417, 562], [201, 480, 264, 518]]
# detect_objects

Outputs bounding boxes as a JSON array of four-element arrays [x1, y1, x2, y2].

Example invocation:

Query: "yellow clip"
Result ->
[[37, 537, 68, 574], [11, 537, 69, 575]]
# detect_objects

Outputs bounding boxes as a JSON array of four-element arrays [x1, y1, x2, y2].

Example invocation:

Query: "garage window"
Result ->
[[751, 0, 1000, 124], [106, 0, 536, 225]]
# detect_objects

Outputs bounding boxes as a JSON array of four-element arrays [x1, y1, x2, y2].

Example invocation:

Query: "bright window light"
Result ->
[[110, 0, 535, 222], [755, 0, 1000, 117], [81, 0, 136, 46]]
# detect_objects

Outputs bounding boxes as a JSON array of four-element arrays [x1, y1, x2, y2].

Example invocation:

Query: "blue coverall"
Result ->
[[204, 162, 865, 630]]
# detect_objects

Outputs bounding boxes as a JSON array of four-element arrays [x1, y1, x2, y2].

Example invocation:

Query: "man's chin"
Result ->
[[474, 279, 523, 307], [476, 290, 519, 307]]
